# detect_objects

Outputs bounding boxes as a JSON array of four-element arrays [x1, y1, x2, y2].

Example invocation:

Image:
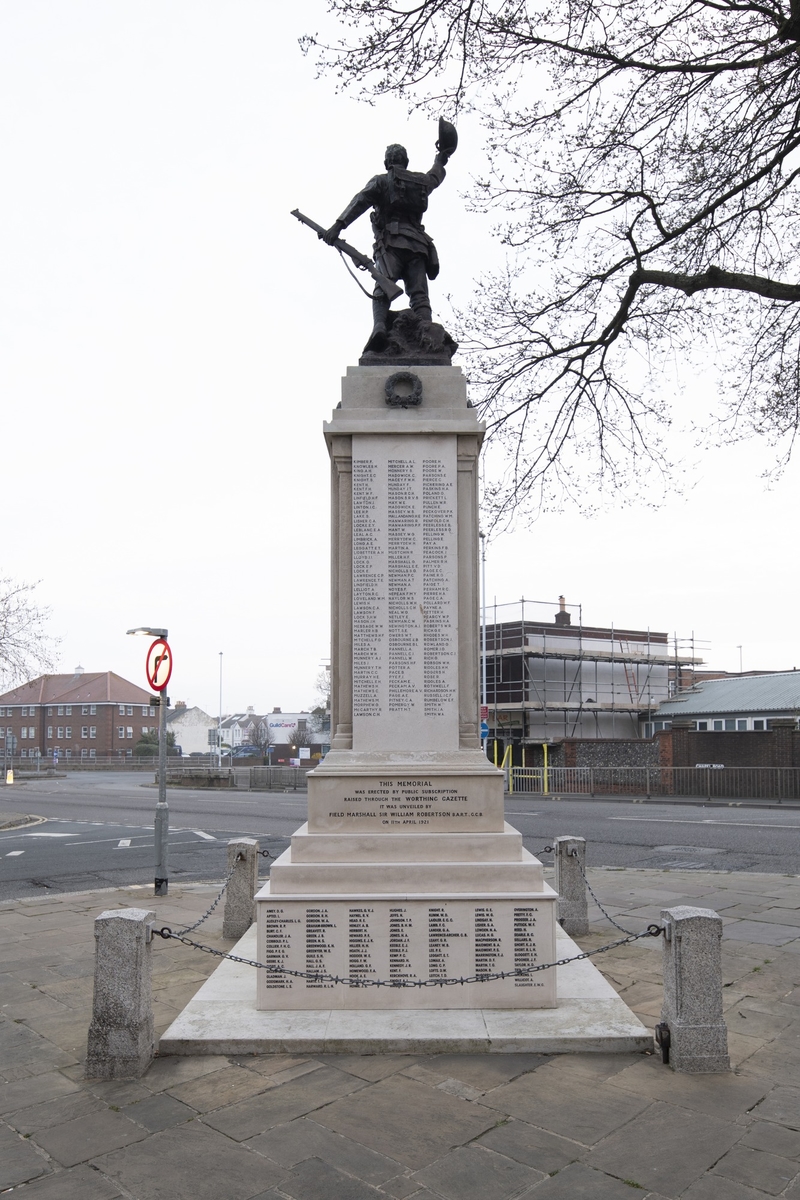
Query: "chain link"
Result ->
[[172, 856, 241, 936], [571, 853, 640, 936], [154, 923, 663, 986]]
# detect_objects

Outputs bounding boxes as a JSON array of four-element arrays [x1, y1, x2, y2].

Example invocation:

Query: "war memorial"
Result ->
[[160, 122, 650, 1053]]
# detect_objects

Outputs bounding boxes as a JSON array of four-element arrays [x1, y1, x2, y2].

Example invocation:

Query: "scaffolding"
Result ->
[[482, 598, 705, 743]]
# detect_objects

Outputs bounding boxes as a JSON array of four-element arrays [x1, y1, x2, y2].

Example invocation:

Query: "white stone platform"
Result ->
[[159, 924, 652, 1055]]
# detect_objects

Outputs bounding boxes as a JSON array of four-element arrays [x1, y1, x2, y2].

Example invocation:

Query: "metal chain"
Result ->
[[533, 844, 554, 857], [153, 923, 663, 987], [172, 856, 241, 936], [572, 854, 640, 936]]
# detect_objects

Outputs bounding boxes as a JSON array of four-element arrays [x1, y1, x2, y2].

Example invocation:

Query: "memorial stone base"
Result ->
[[255, 365, 558, 1013]]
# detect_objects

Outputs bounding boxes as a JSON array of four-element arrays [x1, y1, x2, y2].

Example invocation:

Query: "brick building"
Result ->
[[0, 668, 158, 761]]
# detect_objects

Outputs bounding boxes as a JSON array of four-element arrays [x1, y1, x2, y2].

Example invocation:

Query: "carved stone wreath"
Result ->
[[384, 371, 423, 408]]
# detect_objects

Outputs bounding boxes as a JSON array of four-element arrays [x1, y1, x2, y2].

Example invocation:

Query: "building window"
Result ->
[[697, 721, 708, 731], [90, 726, 96, 739], [47, 726, 53, 738], [119, 704, 125, 715], [81, 748, 87, 759], [754, 719, 765, 731], [142, 726, 149, 735], [150, 706, 155, 717], [0, 709, 5, 718], [29, 727, 35, 738], [57, 706, 64, 716], [90, 704, 96, 715], [65, 749, 71, 759], [82, 705, 89, 715], [141, 706, 148, 716], [66, 706, 72, 716], [126, 749, 133, 758], [126, 705, 133, 716], [118, 726, 125, 739], [20, 728, 27, 739], [21, 707, 27, 717], [81, 726, 88, 738], [47, 707, 53, 716], [737, 719, 748, 731], [713, 720, 723, 731], [126, 726, 133, 739], [20, 749, 26, 758], [89, 749, 96, 759], [56, 727, 63, 738], [724, 718, 736, 731]]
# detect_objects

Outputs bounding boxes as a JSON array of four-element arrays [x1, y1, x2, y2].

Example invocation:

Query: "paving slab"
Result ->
[[750, 1085, 800, 1129], [312, 1073, 499, 1169], [708, 1143, 799, 1194], [478, 1068, 651, 1145], [9, 1088, 107, 1133], [166, 1062, 287, 1112], [739, 1120, 800, 1159], [8, 1162, 124, 1198], [244, 1116, 404, 1183], [0, 1121, 51, 1189], [202, 1065, 370, 1141], [123, 1092, 197, 1131], [510, 1161, 650, 1198], [272, 1156, 384, 1200], [94, 1122, 281, 1200], [32, 1108, 148, 1166], [584, 1099, 744, 1193], [474, 1118, 583, 1174], [680, 1176, 775, 1200], [409, 1144, 546, 1200], [608, 1054, 771, 1119], [0, 1069, 81, 1115]]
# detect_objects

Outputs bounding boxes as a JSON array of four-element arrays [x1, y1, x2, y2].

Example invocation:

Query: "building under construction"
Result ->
[[482, 597, 703, 748]]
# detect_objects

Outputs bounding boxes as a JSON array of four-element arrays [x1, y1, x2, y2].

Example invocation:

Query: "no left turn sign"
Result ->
[[146, 639, 173, 691]]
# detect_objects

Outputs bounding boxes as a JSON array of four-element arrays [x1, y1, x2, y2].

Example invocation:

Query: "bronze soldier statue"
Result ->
[[322, 121, 458, 353]]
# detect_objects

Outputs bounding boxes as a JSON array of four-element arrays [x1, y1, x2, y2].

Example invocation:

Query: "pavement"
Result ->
[[1, 852, 799, 1198]]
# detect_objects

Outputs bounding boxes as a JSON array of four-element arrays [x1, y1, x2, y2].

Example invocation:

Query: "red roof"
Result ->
[[0, 672, 156, 706]]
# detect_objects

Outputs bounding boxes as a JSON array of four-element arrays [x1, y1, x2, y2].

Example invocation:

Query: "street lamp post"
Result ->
[[127, 625, 170, 896]]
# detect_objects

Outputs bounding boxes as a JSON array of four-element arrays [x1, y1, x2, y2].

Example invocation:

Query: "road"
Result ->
[[0, 771, 798, 900]]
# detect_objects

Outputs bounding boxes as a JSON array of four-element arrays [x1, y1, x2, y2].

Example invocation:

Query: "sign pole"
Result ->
[[155, 688, 169, 895], [142, 636, 173, 898]]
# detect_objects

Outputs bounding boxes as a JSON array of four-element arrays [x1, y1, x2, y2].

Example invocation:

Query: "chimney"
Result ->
[[272, 706, 281, 713], [554, 595, 571, 627], [247, 705, 254, 713], [175, 700, 187, 710]]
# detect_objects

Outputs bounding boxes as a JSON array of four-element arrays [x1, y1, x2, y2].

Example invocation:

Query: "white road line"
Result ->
[[607, 817, 800, 829], [27, 832, 76, 837], [192, 830, 217, 841], [116, 839, 131, 848], [5, 850, 24, 857]]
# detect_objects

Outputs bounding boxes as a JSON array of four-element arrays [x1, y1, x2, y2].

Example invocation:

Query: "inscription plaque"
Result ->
[[257, 896, 557, 1010], [352, 435, 458, 751]]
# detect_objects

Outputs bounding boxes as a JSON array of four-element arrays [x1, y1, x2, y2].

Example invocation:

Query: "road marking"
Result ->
[[5, 850, 24, 857], [192, 830, 217, 841], [116, 839, 131, 848], [27, 832, 76, 837], [607, 817, 800, 829]]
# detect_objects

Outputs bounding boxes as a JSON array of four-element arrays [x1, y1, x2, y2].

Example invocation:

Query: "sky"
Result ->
[[2, 1, 798, 716]]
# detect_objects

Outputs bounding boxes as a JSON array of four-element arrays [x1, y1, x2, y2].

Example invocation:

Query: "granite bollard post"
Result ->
[[554, 836, 589, 936], [86, 908, 155, 1079], [222, 837, 259, 940], [660, 905, 730, 1073]]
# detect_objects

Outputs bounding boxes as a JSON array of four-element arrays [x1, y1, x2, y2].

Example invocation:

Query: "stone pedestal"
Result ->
[[256, 366, 557, 1011]]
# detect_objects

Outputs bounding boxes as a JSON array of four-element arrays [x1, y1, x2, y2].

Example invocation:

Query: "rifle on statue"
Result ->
[[291, 209, 403, 302]]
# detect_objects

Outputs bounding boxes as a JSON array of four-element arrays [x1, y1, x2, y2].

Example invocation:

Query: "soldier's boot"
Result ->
[[364, 296, 391, 353]]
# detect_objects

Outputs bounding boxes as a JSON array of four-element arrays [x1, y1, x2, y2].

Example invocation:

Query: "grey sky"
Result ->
[[2, 1, 797, 714]]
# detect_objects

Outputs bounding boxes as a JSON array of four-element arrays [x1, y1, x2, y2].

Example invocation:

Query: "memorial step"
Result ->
[[289, 822, 524, 863], [267, 847, 545, 894]]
